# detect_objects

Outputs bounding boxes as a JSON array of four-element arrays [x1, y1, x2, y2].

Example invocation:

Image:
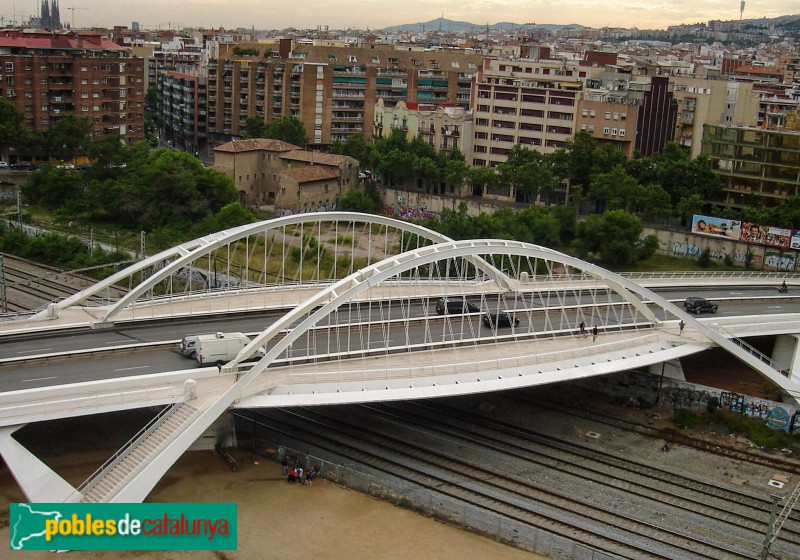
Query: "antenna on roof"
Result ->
[[740, 0, 745, 20]]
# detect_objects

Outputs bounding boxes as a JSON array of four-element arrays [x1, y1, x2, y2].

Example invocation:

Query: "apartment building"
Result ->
[[702, 123, 800, 207], [670, 77, 759, 158], [471, 55, 585, 168], [0, 29, 145, 145], [161, 69, 207, 155], [373, 99, 472, 154], [575, 92, 638, 158], [203, 40, 483, 148]]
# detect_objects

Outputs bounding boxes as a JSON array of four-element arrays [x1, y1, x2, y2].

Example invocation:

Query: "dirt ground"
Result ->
[[0, 448, 546, 560]]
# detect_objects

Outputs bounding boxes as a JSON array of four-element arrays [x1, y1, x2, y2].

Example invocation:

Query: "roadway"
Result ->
[[0, 285, 794, 393]]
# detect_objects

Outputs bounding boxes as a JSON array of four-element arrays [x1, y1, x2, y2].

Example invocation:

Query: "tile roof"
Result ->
[[214, 138, 300, 153], [280, 150, 350, 166], [282, 166, 340, 183]]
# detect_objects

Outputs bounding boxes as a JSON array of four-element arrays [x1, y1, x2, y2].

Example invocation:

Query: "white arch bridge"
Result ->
[[1, 212, 799, 505]]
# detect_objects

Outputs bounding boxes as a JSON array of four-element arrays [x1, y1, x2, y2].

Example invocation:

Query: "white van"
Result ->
[[195, 332, 252, 366]]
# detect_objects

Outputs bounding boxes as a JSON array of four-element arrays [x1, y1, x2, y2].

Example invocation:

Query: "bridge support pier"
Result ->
[[648, 359, 685, 381], [0, 425, 77, 503], [772, 335, 800, 384]]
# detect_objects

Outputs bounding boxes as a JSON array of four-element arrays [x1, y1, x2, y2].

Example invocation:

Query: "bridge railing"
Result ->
[[236, 333, 669, 394], [0, 385, 177, 424], [707, 322, 784, 374], [72, 391, 193, 502]]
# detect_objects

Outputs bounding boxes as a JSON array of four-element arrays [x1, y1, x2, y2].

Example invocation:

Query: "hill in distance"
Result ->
[[380, 17, 583, 33]]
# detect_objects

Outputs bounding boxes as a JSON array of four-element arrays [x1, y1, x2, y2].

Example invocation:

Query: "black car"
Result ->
[[435, 297, 479, 315], [10, 161, 35, 171], [683, 297, 718, 314], [483, 312, 519, 328]]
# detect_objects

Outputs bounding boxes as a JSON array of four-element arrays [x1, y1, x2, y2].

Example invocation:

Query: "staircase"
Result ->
[[79, 402, 198, 503]]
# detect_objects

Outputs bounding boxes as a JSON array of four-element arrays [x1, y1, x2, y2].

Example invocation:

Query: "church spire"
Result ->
[[41, 0, 50, 28], [51, 0, 62, 29]]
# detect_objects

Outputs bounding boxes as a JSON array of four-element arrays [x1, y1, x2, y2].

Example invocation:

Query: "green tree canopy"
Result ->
[[264, 115, 309, 148], [242, 116, 268, 139], [574, 210, 649, 266], [0, 98, 25, 158]]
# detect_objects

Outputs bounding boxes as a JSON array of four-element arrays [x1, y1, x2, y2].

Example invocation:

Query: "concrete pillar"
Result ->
[[649, 359, 685, 381], [772, 334, 800, 383], [0, 425, 76, 502]]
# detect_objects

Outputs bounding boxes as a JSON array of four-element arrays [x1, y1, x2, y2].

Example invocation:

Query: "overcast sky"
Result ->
[[3, 0, 797, 31]]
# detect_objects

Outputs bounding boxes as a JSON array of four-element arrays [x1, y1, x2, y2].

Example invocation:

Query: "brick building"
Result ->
[[204, 40, 484, 148], [0, 29, 145, 148]]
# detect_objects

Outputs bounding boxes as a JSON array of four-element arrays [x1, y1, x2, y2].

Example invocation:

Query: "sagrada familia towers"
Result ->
[[39, 0, 62, 30]]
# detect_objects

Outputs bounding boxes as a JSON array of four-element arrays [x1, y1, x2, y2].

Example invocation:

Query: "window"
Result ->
[[619, 128, 625, 136], [41, 79, 48, 85], [82, 91, 88, 98], [611, 128, 617, 135], [589, 110, 595, 117], [41, 105, 49, 112], [4, 62, 12, 72], [581, 109, 588, 117], [603, 127, 610, 134], [348, 55, 357, 63], [5, 76, 13, 85], [82, 104, 89, 112], [604, 112, 611, 119]]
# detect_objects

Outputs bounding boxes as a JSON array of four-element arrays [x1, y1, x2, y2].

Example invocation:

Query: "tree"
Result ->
[[264, 116, 309, 148], [563, 131, 599, 192], [636, 183, 672, 223], [338, 188, 378, 213], [331, 135, 372, 169], [0, 98, 25, 159], [588, 164, 640, 212], [675, 194, 704, 224], [242, 116, 268, 139], [45, 115, 91, 162], [22, 167, 85, 210], [574, 210, 646, 267], [467, 166, 497, 197]]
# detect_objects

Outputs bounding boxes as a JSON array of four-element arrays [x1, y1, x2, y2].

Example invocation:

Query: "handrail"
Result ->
[[72, 392, 190, 501], [707, 322, 784, 373]]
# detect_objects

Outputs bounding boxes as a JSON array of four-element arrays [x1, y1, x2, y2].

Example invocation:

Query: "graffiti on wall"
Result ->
[[382, 205, 441, 221], [670, 242, 765, 267]]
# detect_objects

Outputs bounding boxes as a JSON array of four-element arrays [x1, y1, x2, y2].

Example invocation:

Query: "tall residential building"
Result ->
[[702, 123, 800, 207], [671, 77, 760, 158], [0, 29, 145, 145], [161, 69, 207, 155], [471, 55, 584, 167], [203, 41, 483, 148]]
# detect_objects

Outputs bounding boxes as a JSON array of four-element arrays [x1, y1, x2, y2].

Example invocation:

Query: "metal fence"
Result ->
[[235, 412, 615, 560]]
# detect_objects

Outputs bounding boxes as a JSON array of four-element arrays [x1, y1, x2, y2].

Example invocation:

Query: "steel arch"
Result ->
[[41, 212, 510, 324], [227, 239, 800, 406]]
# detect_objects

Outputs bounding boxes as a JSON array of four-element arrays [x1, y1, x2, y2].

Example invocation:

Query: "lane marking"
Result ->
[[17, 349, 52, 354], [22, 376, 57, 383], [113, 365, 151, 372]]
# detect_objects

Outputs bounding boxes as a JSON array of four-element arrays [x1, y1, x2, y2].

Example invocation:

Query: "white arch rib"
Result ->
[[40, 212, 510, 324], [226, 239, 799, 406]]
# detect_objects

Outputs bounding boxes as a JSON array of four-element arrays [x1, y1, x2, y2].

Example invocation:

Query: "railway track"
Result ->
[[512, 393, 800, 475], [0, 253, 127, 312], [241, 405, 783, 559]]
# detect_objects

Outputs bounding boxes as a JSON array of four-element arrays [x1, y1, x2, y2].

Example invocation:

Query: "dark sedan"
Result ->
[[482, 312, 519, 328], [436, 297, 480, 315]]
